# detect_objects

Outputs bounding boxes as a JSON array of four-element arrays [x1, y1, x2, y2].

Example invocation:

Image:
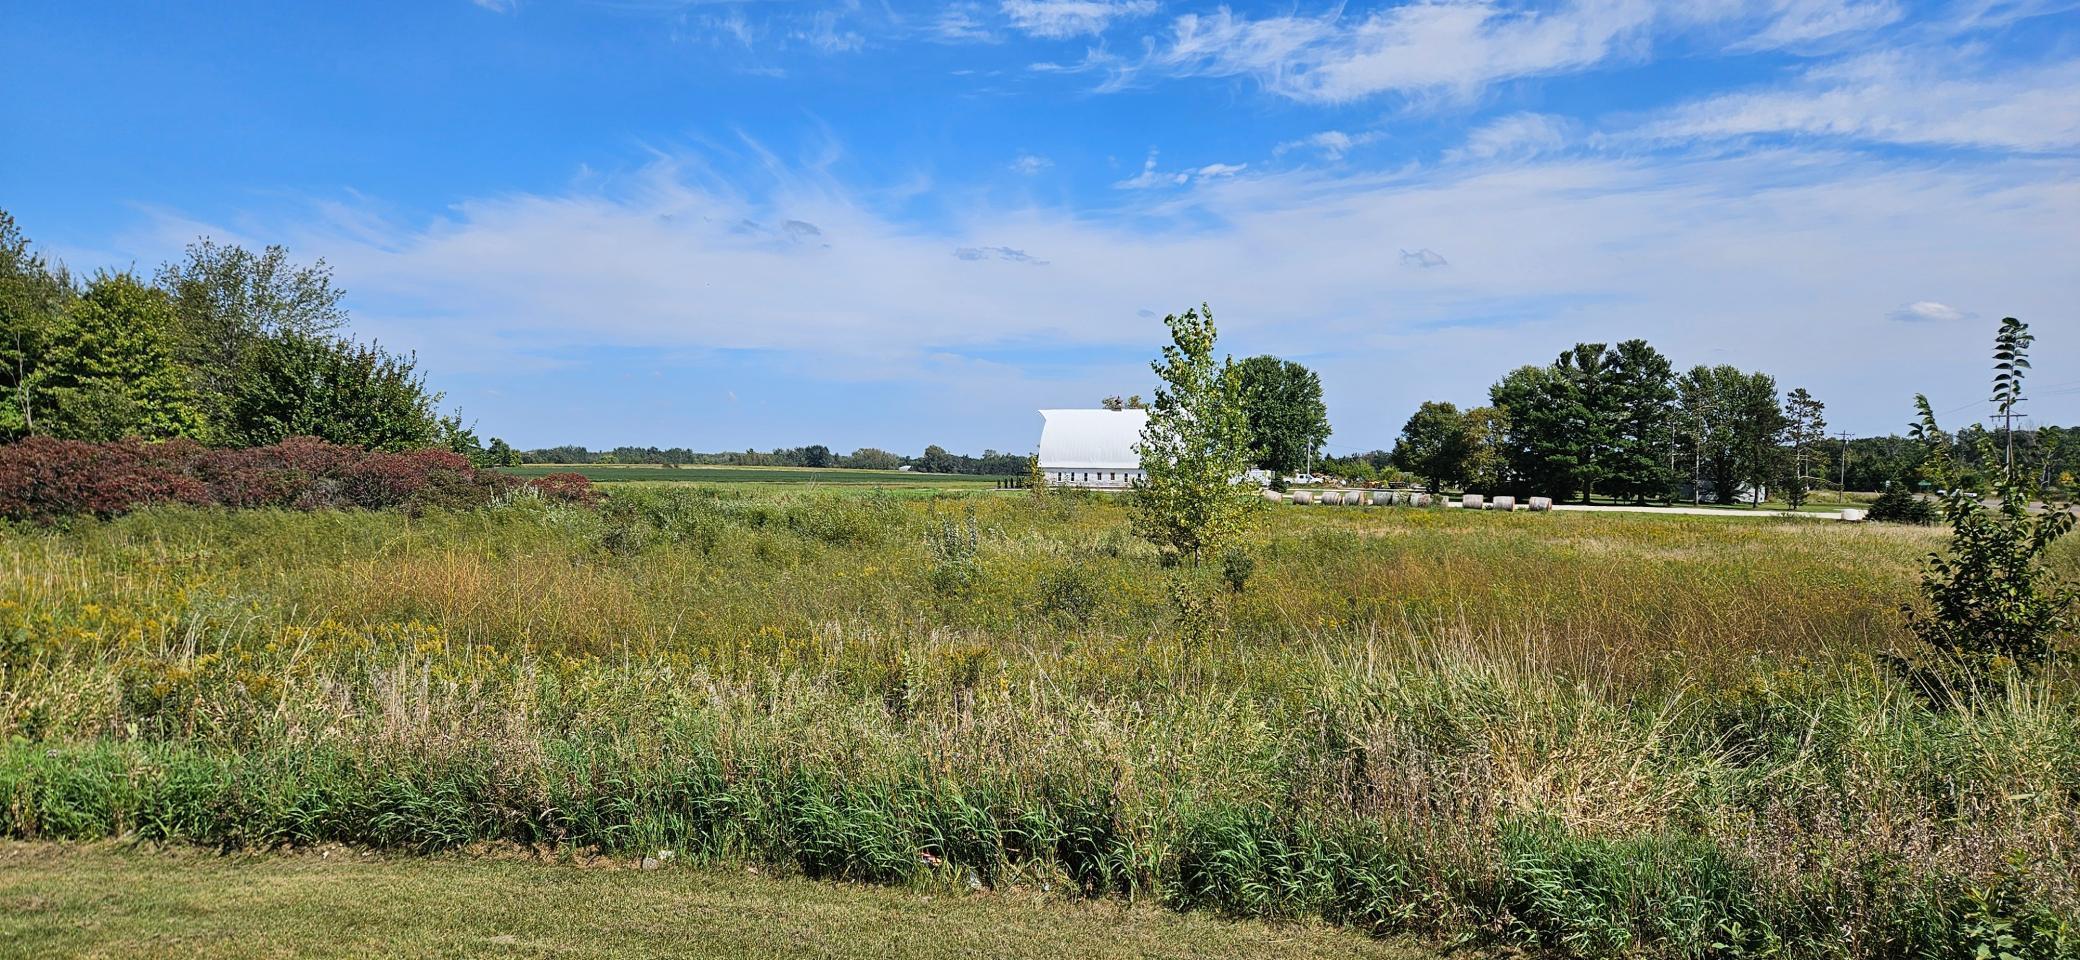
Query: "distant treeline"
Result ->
[[521, 443, 1030, 475], [1834, 424, 2077, 492], [1325, 426, 2079, 497], [1346, 334, 2076, 504]]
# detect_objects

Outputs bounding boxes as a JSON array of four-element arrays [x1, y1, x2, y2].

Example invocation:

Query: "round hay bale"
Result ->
[[1462, 494, 1485, 510], [1489, 495, 1517, 511], [1370, 491, 1391, 506], [1841, 508, 1867, 522], [1527, 496, 1553, 511], [1410, 493, 1431, 508], [1291, 490, 1314, 505], [1261, 489, 1286, 503]]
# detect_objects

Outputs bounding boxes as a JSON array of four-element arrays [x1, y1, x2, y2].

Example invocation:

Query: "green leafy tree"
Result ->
[[1902, 316, 2074, 688], [1605, 339, 1677, 503], [157, 240, 347, 440], [1781, 388, 1827, 509], [485, 437, 522, 468], [1733, 376, 1788, 505], [1131, 304, 1258, 562], [1462, 406, 1512, 491], [32, 274, 203, 441], [916, 445, 960, 474], [1488, 343, 1626, 501], [1841, 434, 1928, 493], [1554, 343, 1622, 500], [221, 332, 441, 450], [440, 414, 487, 463], [1676, 365, 1783, 505], [0, 210, 72, 439], [1391, 400, 1473, 493], [843, 447, 904, 470], [1489, 364, 1577, 498], [1233, 355, 1330, 480], [1674, 369, 1724, 504]]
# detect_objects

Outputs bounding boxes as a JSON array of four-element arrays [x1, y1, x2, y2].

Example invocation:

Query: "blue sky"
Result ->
[[4, 0, 2077, 455]]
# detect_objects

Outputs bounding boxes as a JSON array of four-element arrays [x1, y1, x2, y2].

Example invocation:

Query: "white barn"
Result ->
[[1037, 408, 1147, 489]]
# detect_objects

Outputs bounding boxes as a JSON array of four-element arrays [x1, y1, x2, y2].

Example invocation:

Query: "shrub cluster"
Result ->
[[1866, 485, 1937, 525], [0, 436, 593, 522]]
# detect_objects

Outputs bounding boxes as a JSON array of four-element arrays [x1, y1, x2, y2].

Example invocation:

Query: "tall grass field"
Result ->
[[3, 487, 2076, 958]]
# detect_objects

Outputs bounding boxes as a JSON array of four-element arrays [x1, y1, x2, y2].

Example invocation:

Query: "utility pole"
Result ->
[[1992, 316, 2032, 476], [2001, 406, 2020, 473], [1834, 430, 1853, 503]]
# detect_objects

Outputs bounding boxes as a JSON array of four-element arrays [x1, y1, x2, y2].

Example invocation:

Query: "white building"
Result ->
[[1037, 408, 1147, 489]]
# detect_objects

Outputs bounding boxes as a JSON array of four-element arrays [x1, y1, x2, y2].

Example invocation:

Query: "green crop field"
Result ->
[[2, 488, 2076, 957], [503, 462, 1002, 489]]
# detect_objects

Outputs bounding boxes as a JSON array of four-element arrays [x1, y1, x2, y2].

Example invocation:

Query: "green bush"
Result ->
[[1866, 486, 1936, 525]]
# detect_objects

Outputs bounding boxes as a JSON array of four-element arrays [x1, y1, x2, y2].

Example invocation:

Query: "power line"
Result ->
[[1834, 430, 1854, 503]]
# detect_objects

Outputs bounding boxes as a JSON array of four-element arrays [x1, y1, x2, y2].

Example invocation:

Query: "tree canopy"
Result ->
[[1233, 355, 1330, 479], [1131, 305, 1258, 562], [32, 274, 203, 442], [0, 208, 457, 455], [1391, 400, 1473, 493]]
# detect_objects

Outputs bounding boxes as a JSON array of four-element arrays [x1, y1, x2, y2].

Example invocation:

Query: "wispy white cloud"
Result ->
[[794, 10, 864, 53], [1090, 0, 1914, 102], [1010, 152, 1053, 174], [1113, 150, 1187, 188], [955, 245, 1050, 264], [932, 3, 1000, 43], [1641, 50, 2080, 151], [1001, 0, 1156, 39], [471, 0, 515, 12], [1274, 130, 1382, 160], [1111, 151, 1247, 188], [1889, 300, 1976, 323], [1741, 0, 1902, 48], [1942, 0, 2080, 31], [708, 11, 755, 49], [1448, 112, 1572, 161], [1128, 2, 1661, 102]]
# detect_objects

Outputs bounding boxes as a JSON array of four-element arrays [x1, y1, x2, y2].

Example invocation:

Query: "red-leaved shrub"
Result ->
[[0, 436, 591, 522], [0, 437, 210, 522], [525, 472, 602, 506]]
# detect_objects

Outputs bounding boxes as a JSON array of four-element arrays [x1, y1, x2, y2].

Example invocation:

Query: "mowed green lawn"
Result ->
[[0, 843, 1426, 960], [504, 462, 1002, 490]]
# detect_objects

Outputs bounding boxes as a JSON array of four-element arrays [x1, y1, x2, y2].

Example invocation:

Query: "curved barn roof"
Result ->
[[1038, 409, 1147, 470]]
